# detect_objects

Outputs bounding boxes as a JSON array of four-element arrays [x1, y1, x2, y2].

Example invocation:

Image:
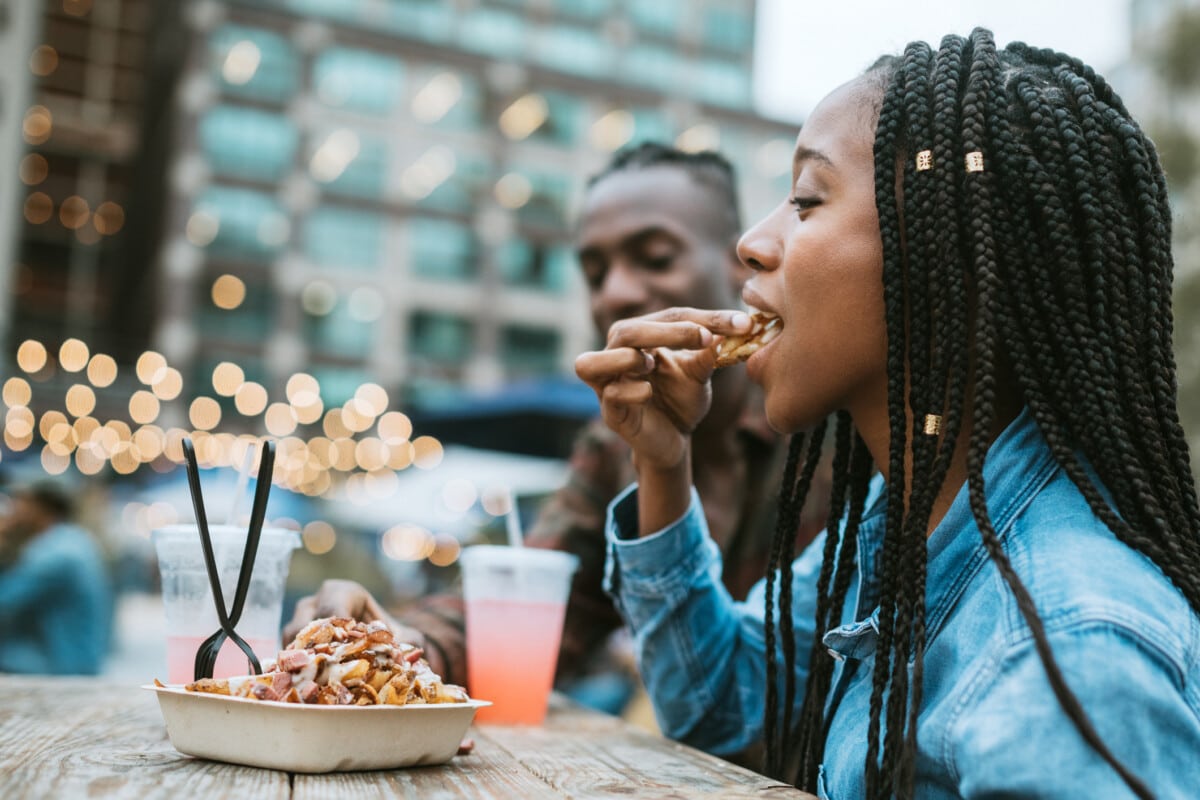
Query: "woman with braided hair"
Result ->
[[576, 28, 1200, 799]]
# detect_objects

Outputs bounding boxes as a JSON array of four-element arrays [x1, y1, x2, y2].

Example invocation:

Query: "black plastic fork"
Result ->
[[182, 437, 276, 681]]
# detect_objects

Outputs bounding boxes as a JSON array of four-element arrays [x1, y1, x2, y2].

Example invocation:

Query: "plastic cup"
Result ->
[[460, 545, 578, 725], [152, 524, 300, 684]]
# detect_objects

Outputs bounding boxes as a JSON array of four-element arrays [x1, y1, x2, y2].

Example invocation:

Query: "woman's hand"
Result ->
[[283, 579, 424, 649], [575, 307, 752, 470]]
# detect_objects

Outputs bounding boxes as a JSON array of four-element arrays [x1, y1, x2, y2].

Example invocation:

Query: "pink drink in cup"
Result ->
[[153, 524, 300, 684], [460, 545, 578, 724]]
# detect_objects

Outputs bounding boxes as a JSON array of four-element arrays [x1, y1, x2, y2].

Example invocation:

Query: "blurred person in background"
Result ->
[[287, 142, 831, 720], [0, 480, 112, 674]]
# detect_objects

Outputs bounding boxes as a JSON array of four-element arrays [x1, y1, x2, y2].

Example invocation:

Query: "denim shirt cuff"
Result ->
[[602, 483, 710, 601]]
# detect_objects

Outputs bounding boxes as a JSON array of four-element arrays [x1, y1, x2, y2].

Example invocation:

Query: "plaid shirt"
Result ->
[[397, 391, 826, 688]]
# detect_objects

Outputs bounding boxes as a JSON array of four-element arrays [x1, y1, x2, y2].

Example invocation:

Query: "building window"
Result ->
[[209, 25, 299, 104], [554, 0, 614, 21], [692, 58, 750, 108], [196, 277, 274, 342], [410, 311, 473, 365], [510, 170, 571, 228], [303, 207, 384, 271], [195, 187, 289, 262], [531, 91, 585, 145], [313, 47, 405, 115], [459, 8, 527, 60], [199, 106, 298, 183], [304, 297, 375, 357], [701, 6, 753, 54], [622, 45, 682, 93], [627, 0, 684, 38], [385, 0, 456, 42], [311, 365, 371, 406], [501, 325, 561, 376], [534, 25, 613, 78], [310, 129, 387, 199], [409, 218, 476, 281], [497, 240, 574, 292]]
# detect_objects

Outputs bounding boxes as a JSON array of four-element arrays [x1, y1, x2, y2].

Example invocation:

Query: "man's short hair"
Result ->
[[17, 480, 75, 519], [587, 141, 742, 236]]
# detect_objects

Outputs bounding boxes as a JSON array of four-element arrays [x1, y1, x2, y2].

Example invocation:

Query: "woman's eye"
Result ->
[[789, 196, 821, 214]]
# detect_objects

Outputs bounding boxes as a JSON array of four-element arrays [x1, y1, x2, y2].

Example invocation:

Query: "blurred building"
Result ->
[[151, 0, 797, 430]]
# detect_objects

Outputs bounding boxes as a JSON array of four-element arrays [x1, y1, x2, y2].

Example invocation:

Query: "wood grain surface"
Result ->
[[0, 677, 813, 799]]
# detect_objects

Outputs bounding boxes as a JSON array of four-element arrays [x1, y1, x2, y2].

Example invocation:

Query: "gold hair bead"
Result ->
[[965, 151, 985, 173], [923, 414, 943, 436], [915, 150, 933, 171]]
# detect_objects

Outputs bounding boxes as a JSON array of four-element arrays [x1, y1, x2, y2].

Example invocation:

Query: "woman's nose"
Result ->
[[736, 215, 782, 273]]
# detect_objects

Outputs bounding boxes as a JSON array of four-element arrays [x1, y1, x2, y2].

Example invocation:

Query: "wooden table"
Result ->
[[0, 676, 814, 799]]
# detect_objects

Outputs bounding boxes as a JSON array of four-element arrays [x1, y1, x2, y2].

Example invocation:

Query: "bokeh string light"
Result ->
[[3, 340, 453, 535]]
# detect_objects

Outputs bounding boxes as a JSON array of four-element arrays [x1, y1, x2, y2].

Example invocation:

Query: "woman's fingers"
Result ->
[[626, 307, 753, 338], [575, 347, 654, 387]]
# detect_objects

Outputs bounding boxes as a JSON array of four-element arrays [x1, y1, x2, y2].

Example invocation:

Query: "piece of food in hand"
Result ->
[[181, 617, 470, 706], [714, 311, 782, 368]]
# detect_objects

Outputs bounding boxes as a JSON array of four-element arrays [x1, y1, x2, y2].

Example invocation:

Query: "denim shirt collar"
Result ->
[[824, 408, 1058, 659]]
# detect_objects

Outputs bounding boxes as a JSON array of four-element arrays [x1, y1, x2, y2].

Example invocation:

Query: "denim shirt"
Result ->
[[604, 410, 1200, 799], [0, 523, 111, 675]]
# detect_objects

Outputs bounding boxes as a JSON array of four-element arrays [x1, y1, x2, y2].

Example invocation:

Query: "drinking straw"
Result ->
[[505, 489, 524, 548], [225, 442, 256, 526]]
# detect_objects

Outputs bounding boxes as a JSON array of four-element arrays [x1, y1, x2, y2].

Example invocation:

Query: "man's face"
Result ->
[[575, 166, 743, 339]]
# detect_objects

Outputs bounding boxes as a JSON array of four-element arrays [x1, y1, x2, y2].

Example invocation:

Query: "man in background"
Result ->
[[286, 143, 828, 713], [0, 480, 112, 674]]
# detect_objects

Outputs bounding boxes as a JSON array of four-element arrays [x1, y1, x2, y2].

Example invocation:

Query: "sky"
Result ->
[[753, 0, 1131, 123]]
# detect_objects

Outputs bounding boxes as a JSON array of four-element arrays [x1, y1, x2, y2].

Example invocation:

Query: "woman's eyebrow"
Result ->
[[793, 146, 835, 171]]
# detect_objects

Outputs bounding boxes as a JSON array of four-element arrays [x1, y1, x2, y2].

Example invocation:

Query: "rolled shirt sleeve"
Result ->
[[604, 483, 823, 756]]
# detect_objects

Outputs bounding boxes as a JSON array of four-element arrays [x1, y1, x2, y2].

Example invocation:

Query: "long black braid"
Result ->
[[761, 28, 1200, 799]]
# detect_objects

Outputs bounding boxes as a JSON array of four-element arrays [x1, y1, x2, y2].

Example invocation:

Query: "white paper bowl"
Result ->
[[145, 684, 490, 772]]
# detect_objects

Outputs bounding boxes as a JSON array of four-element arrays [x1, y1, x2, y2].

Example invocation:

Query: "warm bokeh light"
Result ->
[[499, 93, 548, 140], [186, 210, 220, 246], [72, 416, 100, 444], [353, 437, 387, 471], [2, 378, 31, 408], [163, 428, 187, 463], [377, 411, 412, 444], [189, 397, 221, 430], [481, 485, 515, 516], [86, 353, 117, 387], [59, 195, 90, 229], [412, 436, 444, 469], [265, 402, 298, 436], [16, 340, 47, 373], [234, 381, 268, 416], [136, 351, 168, 385], [676, 123, 721, 153], [65, 384, 96, 417], [331, 437, 356, 471], [152, 367, 183, 401], [399, 146, 455, 199], [133, 425, 164, 461], [364, 468, 399, 499], [129, 390, 161, 425], [382, 524, 434, 561], [222, 40, 261, 85], [111, 446, 139, 475], [4, 428, 33, 452], [23, 192, 52, 224], [441, 478, 478, 513], [428, 534, 462, 567], [309, 129, 360, 182], [41, 445, 70, 475], [493, 172, 532, 209], [58, 338, 89, 372], [302, 521, 337, 555], [323, 408, 351, 439], [285, 373, 319, 403], [354, 383, 388, 417], [340, 401, 372, 433], [39, 411, 69, 441], [6, 406, 35, 439], [23, 106, 52, 145], [29, 45, 58, 76], [19, 153, 48, 185], [212, 361, 245, 396], [411, 72, 462, 124], [75, 446, 104, 475], [211, 274, 246, 310], [589, 109, 635, 152], [93, 201, 125, 235], [386, 440, 414, 470]]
